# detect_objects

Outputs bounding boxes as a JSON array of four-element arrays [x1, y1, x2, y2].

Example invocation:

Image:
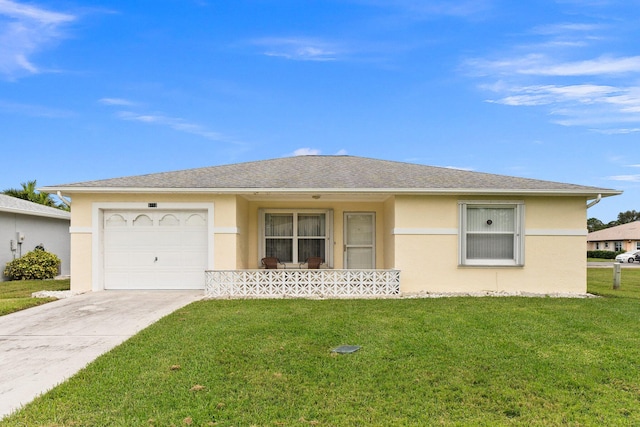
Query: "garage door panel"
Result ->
[[104, 252, 132, 268], [104, 210, 209, 290], [106, 231, 136, 246], [126, 272, 162, 289], [104, 271, 129, 288], [181, 252, 208, 267], [156, 230, 183, 243]]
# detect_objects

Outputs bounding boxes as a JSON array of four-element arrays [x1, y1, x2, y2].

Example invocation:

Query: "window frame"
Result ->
[[259, 208, 333, 267], [458, 201, 525, 267]]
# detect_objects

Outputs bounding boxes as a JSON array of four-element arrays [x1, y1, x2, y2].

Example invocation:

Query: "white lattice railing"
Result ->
[[205, 269, 401, 298]]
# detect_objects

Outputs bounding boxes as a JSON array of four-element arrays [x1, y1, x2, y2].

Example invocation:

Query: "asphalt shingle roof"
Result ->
[[44, 155, 619, 196], [588, 221, 640, 241], [0, 194, 70, 220]]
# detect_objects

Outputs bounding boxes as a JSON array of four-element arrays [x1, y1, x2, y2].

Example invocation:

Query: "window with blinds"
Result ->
[[459, 201, 524, 266], [261, 209, 333, 266]]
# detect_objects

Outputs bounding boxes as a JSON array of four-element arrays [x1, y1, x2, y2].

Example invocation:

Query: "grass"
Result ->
[[0, 278, 70, 316], [3, 269, 640, 426], [587, 257, 614, 262], [587, 267, 640, 298]]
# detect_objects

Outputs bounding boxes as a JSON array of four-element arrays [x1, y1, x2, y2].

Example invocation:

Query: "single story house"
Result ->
[[587, 221, 640, 253], [41, 155, 620, 296], [0, 194, 71, 281]]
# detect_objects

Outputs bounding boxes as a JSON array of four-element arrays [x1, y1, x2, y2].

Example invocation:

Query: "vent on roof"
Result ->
[[148, 203, 157, 208]]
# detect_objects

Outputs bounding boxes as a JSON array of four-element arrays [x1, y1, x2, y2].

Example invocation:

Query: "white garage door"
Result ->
[[103, 210, 208, 290]]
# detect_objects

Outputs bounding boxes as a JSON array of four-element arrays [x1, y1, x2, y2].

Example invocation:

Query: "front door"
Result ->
[[344, 212, 375, 269]]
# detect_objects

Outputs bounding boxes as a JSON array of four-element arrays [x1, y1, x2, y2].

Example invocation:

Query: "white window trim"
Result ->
[[259, 208, 334, 267], [458, 200, 525, 267]]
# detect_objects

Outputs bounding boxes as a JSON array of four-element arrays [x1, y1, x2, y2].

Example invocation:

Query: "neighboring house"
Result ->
[[0, 194, 71, 281], [587, 221, 640, 253], [41, 155, 620, 296]]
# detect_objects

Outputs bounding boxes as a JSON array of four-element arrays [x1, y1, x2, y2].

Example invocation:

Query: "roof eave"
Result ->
[[43, 186, 622, 198], [0, 206, 71, 220]]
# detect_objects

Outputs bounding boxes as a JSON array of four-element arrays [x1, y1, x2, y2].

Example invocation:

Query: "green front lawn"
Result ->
[[587, 267, 640, 298], [4, 269, 640, 426], [0, 278, 70, 316]]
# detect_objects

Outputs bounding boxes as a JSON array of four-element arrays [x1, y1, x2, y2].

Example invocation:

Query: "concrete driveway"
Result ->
[[0, 290, 202, 420]]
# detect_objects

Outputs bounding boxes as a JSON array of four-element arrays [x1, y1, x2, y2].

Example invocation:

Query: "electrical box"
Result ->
[[17, 233, 25, 243]]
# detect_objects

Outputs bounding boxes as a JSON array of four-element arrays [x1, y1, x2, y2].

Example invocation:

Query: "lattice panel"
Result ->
[[205, 269, 401, 298]]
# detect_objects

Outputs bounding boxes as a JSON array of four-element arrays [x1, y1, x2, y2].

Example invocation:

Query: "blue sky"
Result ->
[[1, 0, 639, 222]]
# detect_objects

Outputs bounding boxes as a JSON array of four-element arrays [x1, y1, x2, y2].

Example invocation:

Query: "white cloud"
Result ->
[[252, 37, 339, 61], [99, 98, 136, 106], [0, 99, 74, 117], [606, 174, 640, 182], [0, 0, 73, 22], [592, 128, 640, 135], [531, 23, 603, 35], [292, 148, 322, 156], [485, 84, 630, 107], [0, 0, 75, 79], [116, 111, 233, 143], [466, 10, 640, 132], [289, 148, 348, 156], [470, 54, 640, 78], [444, 165, 475, 171], [353, 0, 491, 18], [102, 97, 237, 143], [473, 57, 640, 129], [523, 56, 640, 76]]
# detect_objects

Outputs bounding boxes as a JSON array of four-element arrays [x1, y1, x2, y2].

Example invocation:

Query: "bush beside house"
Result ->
[[0, 194, 70, 281], [4, 249, 62, 280]]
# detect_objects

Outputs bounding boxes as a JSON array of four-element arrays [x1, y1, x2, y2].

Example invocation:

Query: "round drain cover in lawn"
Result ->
[[331, 345, 361, 354]]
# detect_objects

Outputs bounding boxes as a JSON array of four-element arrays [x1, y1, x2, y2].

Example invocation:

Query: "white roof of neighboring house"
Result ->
[[588, 221, 640, 242], [42, 155, 621, 198], [0, 194, 70, 220]]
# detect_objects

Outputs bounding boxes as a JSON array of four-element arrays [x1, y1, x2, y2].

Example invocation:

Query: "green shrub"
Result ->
[[4, 249, 61, 280], [587, 250, 624, 259]]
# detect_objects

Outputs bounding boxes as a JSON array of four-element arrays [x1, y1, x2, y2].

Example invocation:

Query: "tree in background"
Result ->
[[2, 180, 69, 211], [588, 210, 639, 232], [587, 217, 606, 232], [617, 210, 640, 224]]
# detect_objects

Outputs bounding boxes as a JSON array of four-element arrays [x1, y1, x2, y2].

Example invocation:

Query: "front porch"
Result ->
[[205, 269, 401, 298]]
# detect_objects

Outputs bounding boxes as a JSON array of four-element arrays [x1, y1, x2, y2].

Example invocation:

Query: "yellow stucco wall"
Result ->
[[383, 197, 395, 269], [67, 192, 589, 295], [235, 196, 249, 269], [392, 195, 588, 294]]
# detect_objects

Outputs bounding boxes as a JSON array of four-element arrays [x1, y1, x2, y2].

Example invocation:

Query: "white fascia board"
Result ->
[[0, 206, 71, 220], [43, 186, 622, 198]]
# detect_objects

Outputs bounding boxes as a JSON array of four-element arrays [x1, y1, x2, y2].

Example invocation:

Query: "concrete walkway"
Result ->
[[0, 290, 202, 420]]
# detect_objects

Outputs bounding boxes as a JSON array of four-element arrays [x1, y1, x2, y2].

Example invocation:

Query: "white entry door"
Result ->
[[103, 210, 208, 289], [344, 212, 375, 269]]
